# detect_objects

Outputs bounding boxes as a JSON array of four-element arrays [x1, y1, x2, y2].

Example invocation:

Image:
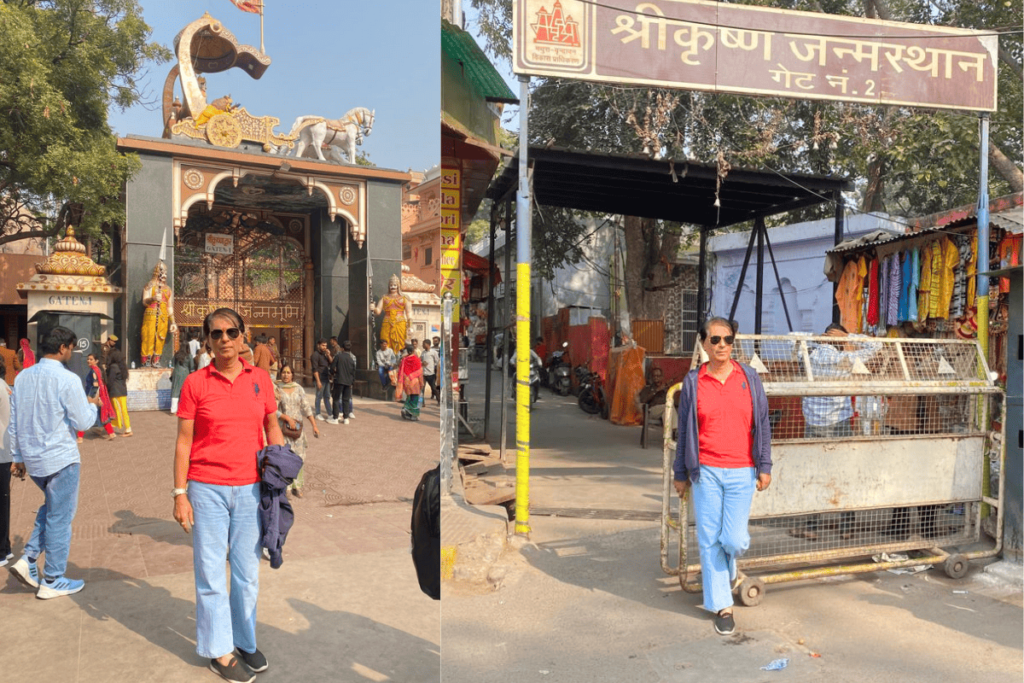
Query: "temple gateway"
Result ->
[[112, 13, 406, 401]]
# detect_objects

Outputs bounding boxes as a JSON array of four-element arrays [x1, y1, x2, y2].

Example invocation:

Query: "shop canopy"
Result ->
[[486, 147, 852, 228], [463, 248, 501, 285]]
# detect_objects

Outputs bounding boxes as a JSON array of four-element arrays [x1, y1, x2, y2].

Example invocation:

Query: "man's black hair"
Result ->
[[342, 340, 352, 351], [824, 323, 848, 334], [40, 326, 77, 356]]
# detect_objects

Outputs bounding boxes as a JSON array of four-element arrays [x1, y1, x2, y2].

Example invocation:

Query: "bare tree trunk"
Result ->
[[622, 215, 680, 321], [990, 140, 1024, 193], [862, 155, 886, 212]]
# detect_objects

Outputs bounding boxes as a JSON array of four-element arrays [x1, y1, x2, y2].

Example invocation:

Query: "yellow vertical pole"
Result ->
[[977, 113, 991, 518], [514, 74, 532, 536]]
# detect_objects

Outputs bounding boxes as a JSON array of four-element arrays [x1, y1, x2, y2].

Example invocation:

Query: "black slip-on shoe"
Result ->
[[714, 611, 736, 636], [235, 647, 269, 673], [209, 656, 254, 683]]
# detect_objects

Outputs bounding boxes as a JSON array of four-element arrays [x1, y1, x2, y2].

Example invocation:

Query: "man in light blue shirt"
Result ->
[[8, 326, 99, 599]]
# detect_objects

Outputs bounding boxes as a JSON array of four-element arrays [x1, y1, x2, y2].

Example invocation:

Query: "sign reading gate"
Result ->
[[205, 233, 234, 255], [513, 0, 997, 111]]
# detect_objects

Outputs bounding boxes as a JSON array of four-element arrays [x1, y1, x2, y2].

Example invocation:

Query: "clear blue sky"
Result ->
[[107, 0, 439, 173]]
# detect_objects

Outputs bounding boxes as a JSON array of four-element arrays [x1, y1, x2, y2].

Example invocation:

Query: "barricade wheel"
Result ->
[[943, 554, 969, 579], [737, 577, 765, 606]]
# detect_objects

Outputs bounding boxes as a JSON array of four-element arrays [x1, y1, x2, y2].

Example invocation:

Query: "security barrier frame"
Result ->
[[660, 334, 1007, 605]]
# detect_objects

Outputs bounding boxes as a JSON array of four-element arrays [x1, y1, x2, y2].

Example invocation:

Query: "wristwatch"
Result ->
[[171, 487, 188, 498]]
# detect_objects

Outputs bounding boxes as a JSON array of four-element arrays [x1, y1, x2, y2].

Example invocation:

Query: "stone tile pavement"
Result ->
[[2, 392, 441, 682]]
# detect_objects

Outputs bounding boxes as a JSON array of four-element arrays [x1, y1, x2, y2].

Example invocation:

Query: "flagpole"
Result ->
[[260, 0, 265, 53]]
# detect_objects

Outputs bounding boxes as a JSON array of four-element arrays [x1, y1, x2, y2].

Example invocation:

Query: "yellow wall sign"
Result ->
[[440, 166, 462, 322]]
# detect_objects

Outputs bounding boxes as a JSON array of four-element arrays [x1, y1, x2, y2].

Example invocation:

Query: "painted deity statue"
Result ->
[[141, 262, 177, 367], [373, 274, 412, 353]]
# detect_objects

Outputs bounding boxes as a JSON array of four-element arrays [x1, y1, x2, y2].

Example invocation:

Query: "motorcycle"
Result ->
[[547, 341, 572, 396], [508, 351, 541, 407], [576, 365, 609, 419]]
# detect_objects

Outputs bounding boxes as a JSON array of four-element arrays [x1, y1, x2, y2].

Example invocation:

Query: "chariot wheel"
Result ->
[[206, 113, 243, 148]]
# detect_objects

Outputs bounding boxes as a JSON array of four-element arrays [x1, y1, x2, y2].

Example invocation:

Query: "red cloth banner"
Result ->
[[228, 0, 262, 14]]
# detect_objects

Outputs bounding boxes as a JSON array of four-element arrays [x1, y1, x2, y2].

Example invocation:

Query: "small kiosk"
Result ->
[[16, 227, 122, 381]]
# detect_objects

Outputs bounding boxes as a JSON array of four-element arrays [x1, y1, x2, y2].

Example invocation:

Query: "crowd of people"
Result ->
[[0, 312, 440, 683]]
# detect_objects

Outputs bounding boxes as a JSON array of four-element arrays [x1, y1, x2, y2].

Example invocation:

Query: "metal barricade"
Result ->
[[660, 334, 1006, 605]]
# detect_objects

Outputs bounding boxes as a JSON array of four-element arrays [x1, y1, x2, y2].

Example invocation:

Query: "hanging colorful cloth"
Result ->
[[898, 251, 911, 322], [878, 255, 889, 331], [886, 252, 900, 326], [836, 258, 862, 334], [909, 247, 920, 322], [950, 234, 970, 319], [998, 233, 1021, 293], [936, 236, 957, 319], [866, 258, 880, 327], [966, 234, 978, 308]]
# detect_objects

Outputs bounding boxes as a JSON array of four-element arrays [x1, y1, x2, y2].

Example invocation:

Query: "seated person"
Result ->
[[636, 366, 668, 425]]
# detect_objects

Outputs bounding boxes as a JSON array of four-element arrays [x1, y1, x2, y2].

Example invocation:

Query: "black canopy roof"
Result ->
[[487, 147, 852, 228]]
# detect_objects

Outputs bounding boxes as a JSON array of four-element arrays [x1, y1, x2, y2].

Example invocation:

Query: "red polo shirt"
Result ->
[[697, 361, 754, 469], [177, 359, 277, 486]]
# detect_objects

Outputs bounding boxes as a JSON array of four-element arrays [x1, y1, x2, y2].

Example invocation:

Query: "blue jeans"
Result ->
[[692, 465, 756, 613], [25, 463, 80, 580], [314, 381, 332, 416], [188, 482, 261, 659]]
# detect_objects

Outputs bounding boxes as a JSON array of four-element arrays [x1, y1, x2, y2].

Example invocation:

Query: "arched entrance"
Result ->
[[174, 208, 309, 374]]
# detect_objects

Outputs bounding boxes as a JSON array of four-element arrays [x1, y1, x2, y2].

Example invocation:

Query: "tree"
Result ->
[[0, 0, 170, 250], [469, 0, 1022, 316]]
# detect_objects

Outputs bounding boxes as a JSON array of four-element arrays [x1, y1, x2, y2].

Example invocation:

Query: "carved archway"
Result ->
[[174, 208, 308, 372]]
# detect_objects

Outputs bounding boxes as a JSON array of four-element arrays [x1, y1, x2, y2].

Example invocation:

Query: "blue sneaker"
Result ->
[[36, 575, 85, 600], [9, 556, 39, 589]]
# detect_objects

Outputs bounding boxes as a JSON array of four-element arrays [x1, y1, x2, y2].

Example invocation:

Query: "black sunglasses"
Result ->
[[708, 335, 735, 346], [209, 328, 241, 341]]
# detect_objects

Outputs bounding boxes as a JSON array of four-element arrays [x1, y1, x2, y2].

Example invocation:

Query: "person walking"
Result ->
[[7, 326, 100, 598], [170, 348, 192, 415], [173, 308, 283, 683], [421, 339, 440, 405], [0, 339, 17, 386], [197, 341, 212, 371], [673, 318, 772, 636], [106, 340, 132, 437], [274, 364, 319, 497], [266, 337, 279, 374], [310, 339, 332, 420], [252, 334, 273, 373], [77, 353, 117, 442], [396, 344, 424, 421], [375, 339, 397, 402], [0, 354, 12, 568], [17, 338, 35, 371], [187, 332, 201, 361], [328, 340, 356, 425]]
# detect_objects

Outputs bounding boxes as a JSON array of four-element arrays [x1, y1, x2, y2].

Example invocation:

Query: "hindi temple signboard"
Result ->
[[513, 0, 997, 111]]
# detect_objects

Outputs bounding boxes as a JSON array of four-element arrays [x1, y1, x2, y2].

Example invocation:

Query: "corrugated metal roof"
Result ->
[[826, 206, 1023, 255], [441, 20, 518, 104]]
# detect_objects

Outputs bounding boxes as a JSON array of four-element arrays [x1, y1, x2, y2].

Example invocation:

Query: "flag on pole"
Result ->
[[228, 0, 262, 14]]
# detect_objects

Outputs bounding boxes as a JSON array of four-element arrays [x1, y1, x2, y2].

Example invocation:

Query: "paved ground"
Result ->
[[2, 391, 440, 683], [443, 366, 1024, 683]]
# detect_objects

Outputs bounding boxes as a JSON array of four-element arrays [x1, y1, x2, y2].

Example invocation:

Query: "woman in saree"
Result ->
[[396, 344, 424, 421], [17, 338, 35, 371], [78, 352, 117, 442]]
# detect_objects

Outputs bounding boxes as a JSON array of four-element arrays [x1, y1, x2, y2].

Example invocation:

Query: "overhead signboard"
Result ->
[[513, 0, 997, 111]]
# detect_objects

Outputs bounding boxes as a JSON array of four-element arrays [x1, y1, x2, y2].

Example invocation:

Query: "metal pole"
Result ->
[[832, 189, 845, 324], [440, 293, 455, 495], [697, 228, 707, 322], [728, 221, 759, 324], [976, 113, 991, 518], [754, 217, 765, 334], [483, 203, 497, 443], [976, 113, 990, 361], [514, 75, 532, 537], [500, 195, 512, 464], [762, 224, 793, 332]]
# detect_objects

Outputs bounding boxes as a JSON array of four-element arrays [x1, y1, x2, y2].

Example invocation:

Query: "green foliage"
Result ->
[[0, 0, 170, 248], [470, 0, 1022, 272]]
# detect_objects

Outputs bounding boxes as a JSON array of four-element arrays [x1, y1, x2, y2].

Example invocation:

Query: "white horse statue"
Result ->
[[280, 107, 374, 163]]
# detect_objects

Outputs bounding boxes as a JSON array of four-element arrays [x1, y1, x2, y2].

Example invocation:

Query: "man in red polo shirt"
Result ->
[[672, 318, 772, 637]]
